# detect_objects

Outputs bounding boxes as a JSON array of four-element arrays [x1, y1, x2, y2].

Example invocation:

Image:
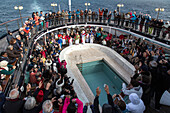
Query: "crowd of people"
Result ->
[[30, 9, 170, 41], [0, 9, 169, 113]]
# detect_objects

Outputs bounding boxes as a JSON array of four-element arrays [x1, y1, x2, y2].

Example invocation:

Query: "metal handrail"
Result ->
[[0, 16, 30, 26]]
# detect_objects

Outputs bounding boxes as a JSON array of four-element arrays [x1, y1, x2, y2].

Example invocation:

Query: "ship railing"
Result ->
[[0, 15, 169, 96]]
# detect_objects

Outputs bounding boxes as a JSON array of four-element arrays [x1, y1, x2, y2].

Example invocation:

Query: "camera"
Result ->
[[116, 94, 119, 97]]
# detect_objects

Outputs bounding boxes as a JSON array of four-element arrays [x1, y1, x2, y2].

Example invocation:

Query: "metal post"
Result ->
[[17, 19, 20, 29], [69, 0, 71, 11], [53, 6, 55, 12], [5, 24, 8, 33], [86, 5, 87, 10], [54, 16, 56, 26], [45, 35, 47, 46], [59, 4, 61, 12], [157, 9, 160, 20], [19, 10, 23, 27]]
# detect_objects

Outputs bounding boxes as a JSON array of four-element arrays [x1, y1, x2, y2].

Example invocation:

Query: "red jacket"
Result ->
[[99, 9, 104, 16]]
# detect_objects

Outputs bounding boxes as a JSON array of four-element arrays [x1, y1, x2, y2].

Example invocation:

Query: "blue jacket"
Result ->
[[131, 14, 136, 22], [68, 12, 72, 19], [76, 11, 80, 18], [57, 39, 62, 44]]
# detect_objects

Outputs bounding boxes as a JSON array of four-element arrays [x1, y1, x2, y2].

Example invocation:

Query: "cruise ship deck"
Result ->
[[0, 2, 170, 113]]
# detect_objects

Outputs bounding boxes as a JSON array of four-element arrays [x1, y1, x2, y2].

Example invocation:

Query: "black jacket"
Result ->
[[4, 99, 25, 113], [23, 89, 49, 113]]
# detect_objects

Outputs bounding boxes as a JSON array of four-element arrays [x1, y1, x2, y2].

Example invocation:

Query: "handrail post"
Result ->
[[54, 16, 56, 26], [17, 19, 20, 29], [5, 24, 8, 33], [115, 29, 117, 38], [19, 10, 23, 27]]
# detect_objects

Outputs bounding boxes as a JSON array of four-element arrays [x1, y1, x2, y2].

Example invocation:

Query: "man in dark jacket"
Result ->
[[92, 86, 124, 113], [156, 19, 164, 37], [103, 8, 108, 23], [0, 52, 16, 64], [6, 45, 22, 60], [84, 9, 88, 23], [155, 68, 170, 110], [23, 82, 51, 113], [0, 85, 5, 113], [6, 31, 14, 44], [4, 88, 24, 113]]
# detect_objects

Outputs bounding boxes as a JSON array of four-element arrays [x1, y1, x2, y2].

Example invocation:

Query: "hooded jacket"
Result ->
[[126, 93, 145, 113]]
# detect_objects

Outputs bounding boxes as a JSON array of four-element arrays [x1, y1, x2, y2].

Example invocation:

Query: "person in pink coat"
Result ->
[[58, 58, 67, 69], [62, 95, 83, 113]]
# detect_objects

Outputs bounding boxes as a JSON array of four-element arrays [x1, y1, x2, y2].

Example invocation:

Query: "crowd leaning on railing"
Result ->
[[0, 9, 170, 113], [30, 9, 169, 41]]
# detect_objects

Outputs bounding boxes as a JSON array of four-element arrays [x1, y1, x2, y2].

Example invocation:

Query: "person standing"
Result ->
[[113, 10, 118, 25], [68, 34, 73, 46], [65, 11, 69, 24], [68, 11, 72, 22], [145, 14, 151, 33], [95, 12, 98, 21], [84, 9, 88, 23], [108, 11, 112, 24], [72, 10, 76, 24], [139, 13, 145, 32], [99, 8, 104, 23], [89, 31, 94, 43], [156, 19, 164, 37], [117, 12, 121, 26], [81, 29, 86, 44], [44, 13, 49, 28], [58, 11, 61, 25], [85, 32, 90, 43], [131, 13, 137, 29], [92, 11, 95, 22], [55, 11, 59, 25], [88, 9, 92, 21], [48, 12, 52, 26], [75, 32, 80, 45], [76, 9, 80, 23], [62, 33, 67, 46], [61, 10, 65, 25], [103, 8, 108, 23], [80, 10, 84, 22]]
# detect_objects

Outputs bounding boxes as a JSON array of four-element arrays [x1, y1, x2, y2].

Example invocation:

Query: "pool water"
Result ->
[[77, 60, 127, 105]]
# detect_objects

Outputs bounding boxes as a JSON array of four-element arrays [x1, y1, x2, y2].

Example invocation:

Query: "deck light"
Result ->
[[85, 2, 90, 10], [14, 6, 23, 26], [117, 4, 124, 13], [155, 8, 164, 20], [51, 3, 57, 12]]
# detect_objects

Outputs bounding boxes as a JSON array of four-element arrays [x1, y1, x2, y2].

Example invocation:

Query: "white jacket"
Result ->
[[126, 93, 145, 113], [55, 78, 64, 94], [122, 83, 143, 98]]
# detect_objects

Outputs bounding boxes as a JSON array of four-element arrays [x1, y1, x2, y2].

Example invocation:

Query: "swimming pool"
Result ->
[[77, 60, 127, 105]]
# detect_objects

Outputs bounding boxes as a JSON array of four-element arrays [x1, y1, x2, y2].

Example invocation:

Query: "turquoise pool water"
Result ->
[[77, 60, 127, 105]]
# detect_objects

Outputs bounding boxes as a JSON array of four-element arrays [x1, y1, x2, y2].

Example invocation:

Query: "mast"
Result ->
[[69, 0, 71, 11]]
